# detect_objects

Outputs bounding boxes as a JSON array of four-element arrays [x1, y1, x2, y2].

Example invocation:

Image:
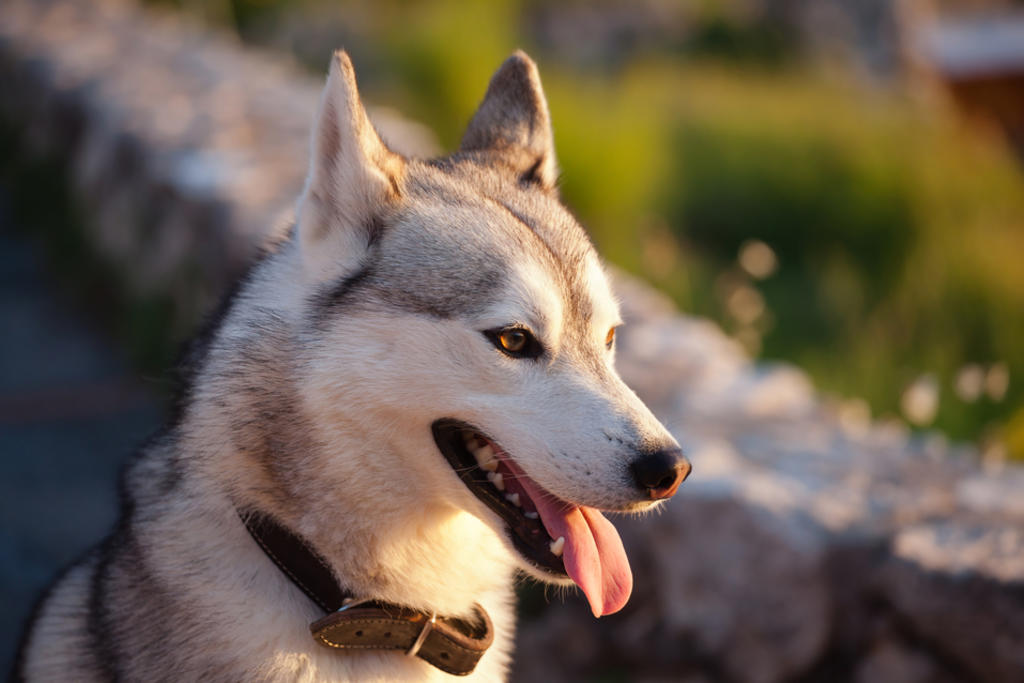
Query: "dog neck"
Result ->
[[187, 399, 516, 619]]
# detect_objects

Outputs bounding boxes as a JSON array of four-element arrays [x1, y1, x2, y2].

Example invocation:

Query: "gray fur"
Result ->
[[18, 50, 682, 682]]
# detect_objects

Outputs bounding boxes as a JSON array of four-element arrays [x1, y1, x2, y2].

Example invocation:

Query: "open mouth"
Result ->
[[432, 418, 634, 617], [432, 418, 567, 576]]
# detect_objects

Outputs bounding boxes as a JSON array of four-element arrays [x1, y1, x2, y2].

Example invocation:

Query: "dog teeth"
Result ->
[[474, 444, 498, 472], [524, 511, 539, 520], [506, 493, 520, 507], [486, 471, 505, 491], [549, 536, 565, 557]]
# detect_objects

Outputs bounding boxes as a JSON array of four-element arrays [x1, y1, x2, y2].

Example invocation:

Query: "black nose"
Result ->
[[630, 448, 690, 500]]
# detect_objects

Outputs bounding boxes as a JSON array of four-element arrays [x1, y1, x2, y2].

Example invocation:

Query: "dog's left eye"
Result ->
[[605, 327, 616, 350], [484, 327, 543, 359]]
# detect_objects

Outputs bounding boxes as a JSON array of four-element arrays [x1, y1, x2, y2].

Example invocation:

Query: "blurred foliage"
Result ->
[[153, 0, 1023, 457], [655, 68, 1024, 446], [683, 9, 796, 65]]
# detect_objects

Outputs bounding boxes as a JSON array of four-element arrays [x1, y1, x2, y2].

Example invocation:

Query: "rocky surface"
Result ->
[[1, 1, 1021, 681]]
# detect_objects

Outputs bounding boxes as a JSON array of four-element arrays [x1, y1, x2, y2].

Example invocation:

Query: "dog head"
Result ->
[[292, 51, 689, 616]]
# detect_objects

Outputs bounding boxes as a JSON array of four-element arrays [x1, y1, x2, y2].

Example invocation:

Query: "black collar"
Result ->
[[239, 510, 494, 676], [241, 511, 348, 611]]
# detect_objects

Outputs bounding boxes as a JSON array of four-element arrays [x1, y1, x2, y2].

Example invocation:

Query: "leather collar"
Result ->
[[240, 511, 494, 676]]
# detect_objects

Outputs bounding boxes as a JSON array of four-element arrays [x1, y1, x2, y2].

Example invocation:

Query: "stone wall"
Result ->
[[1, 1, 1021, 681]]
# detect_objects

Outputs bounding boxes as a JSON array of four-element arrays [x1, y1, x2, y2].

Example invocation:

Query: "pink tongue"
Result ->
[[519, 479, 633, 617]]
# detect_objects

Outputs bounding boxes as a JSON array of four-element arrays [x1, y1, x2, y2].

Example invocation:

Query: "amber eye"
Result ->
[[484, 327, 542, 359], [499, 329, 528, 353], [605, 327, 616, 349]]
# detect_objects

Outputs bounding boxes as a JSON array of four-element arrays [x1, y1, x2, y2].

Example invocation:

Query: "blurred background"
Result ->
[[2, 0, 1023, 681]]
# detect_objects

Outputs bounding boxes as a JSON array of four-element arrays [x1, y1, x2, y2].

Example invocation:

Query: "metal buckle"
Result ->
[[406, 611, 437, 658]]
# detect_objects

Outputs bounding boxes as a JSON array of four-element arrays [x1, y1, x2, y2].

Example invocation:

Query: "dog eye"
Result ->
[[500, 329, 528, 352], [484, 327, 542, 359], [605, 327, 616, 350]]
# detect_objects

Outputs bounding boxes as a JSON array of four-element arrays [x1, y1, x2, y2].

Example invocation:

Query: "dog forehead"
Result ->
[[368, 163, 610, 327], [365, 192, 544, 319], [486, 187, 617, 330]]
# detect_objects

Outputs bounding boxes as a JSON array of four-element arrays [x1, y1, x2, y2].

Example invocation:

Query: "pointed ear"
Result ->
[[297, 50, 405, 278], [459, 51, 558, 192]]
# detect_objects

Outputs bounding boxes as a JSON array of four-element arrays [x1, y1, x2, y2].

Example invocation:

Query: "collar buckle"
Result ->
[[405, 611, 437, 658]]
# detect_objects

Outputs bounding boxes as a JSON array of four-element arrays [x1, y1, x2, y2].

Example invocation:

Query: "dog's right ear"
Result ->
[[297, 50, 405, 280]]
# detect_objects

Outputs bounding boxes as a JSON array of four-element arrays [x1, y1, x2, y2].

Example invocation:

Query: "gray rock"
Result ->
[[878, 519, 1024, 682], [854, 639, 948, 683]]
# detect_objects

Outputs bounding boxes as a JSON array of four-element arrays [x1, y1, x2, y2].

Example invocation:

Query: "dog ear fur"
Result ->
[[297, 50, 404, 279], [460, 51, 558, 192]]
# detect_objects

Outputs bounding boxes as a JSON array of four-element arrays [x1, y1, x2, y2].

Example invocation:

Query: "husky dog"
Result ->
[[17, 50, 689, 681]]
